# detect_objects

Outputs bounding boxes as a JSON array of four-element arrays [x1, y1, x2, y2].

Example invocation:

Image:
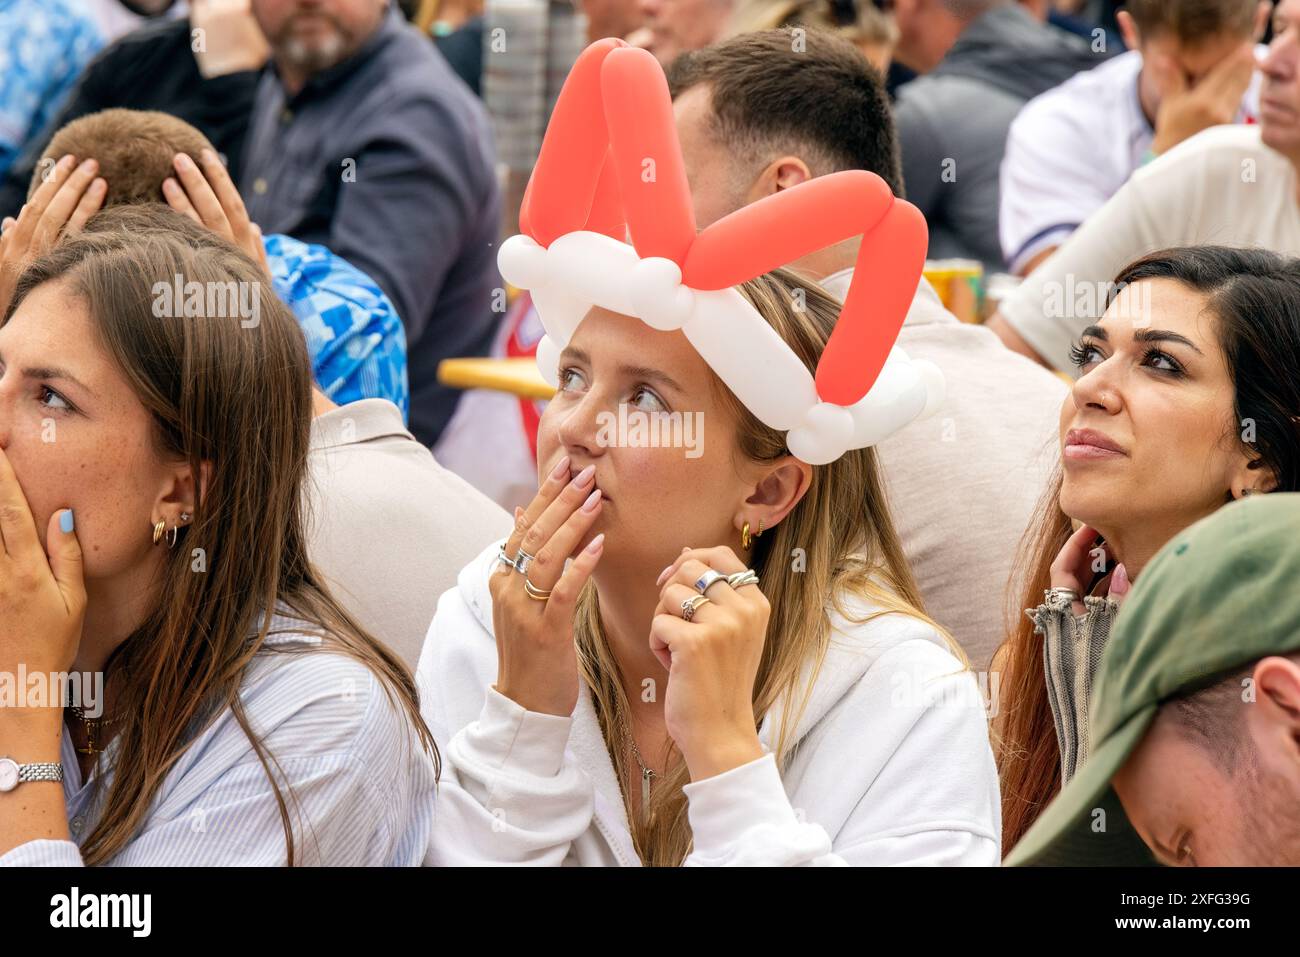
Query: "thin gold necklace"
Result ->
[[66, 700, 123, 756]]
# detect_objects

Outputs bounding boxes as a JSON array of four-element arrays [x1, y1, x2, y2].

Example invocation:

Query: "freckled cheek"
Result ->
[[2, 433, 79, 539], [606, 448, 683, 514], [11, 431, 157, 570], [605, 446, 657, 493]]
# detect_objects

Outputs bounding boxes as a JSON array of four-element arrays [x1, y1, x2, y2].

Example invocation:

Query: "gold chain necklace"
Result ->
[[66, 701, 123, 756]]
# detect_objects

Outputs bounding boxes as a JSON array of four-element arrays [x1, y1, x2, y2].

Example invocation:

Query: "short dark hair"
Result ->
[[1126, 0, 1258, 43], [1166, 663, 1258, 772], [667, 27, 904, 198], [1165, 651, 1300, 773]]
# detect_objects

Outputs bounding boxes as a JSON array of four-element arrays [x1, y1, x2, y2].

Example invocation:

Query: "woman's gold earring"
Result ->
[[741, 521, 752, 551], [152, 519, 166, 546]]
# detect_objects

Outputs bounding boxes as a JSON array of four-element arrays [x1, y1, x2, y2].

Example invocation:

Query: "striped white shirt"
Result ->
[[0, 608, 437, 866]]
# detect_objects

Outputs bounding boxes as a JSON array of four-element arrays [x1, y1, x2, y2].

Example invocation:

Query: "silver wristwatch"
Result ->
[[0, 757, 63, 792]]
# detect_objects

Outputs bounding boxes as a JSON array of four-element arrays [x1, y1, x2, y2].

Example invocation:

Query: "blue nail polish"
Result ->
[[60, 509, 74, 534]]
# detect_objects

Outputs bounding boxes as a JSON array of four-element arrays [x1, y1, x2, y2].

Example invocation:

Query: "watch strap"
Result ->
[[18, 762, 63, 784]]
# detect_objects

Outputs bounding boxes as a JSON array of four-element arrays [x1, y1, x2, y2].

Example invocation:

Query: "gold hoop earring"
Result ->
[[152, 520, 166, 546], [741, 519, 765, 551]]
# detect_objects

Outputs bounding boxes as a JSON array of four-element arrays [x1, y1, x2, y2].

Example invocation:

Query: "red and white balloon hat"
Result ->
[[499, 39, 944, 465]]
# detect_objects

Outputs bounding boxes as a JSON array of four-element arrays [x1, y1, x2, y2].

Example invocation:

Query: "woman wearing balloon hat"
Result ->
[[415, 39, 1000, 867]]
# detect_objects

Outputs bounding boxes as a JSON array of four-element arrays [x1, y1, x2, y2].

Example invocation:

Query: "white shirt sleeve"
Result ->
[[0, 839, 84, 867], [999, 99, 1117, 273], [999, 151, 1174, 370], [426, 687, 596, 866], [998, 126, 1278, 371], [684, 641, 1001, 866]]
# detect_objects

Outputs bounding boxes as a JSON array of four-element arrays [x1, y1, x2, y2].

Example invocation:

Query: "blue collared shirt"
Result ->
[[265, 232, 410, 419], [0, 0, 102, 178], [0, 609, 437, 866]]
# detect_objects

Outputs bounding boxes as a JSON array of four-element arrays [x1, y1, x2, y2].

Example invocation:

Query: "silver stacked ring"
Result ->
[[726, 569, 760, 589], [1044, 587, 1081, 611], [514, 548, 537, 575]]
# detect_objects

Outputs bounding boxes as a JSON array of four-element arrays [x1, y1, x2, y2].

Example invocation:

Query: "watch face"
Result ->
[[0, 759, 18, 791]]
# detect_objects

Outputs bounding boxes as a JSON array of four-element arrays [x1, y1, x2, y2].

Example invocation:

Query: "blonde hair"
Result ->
[[573, 267, 964, 866], [727, 0, 898, 48]]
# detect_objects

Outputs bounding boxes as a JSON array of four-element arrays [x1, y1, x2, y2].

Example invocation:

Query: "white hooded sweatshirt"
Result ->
[[417, 539, 1002, 866]]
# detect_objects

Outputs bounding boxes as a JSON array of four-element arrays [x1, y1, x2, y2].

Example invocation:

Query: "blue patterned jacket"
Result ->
[[264, 232, 409, 420], [0, 0, 102, 178]]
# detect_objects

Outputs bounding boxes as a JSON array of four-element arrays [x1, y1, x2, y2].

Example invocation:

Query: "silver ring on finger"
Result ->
[[693, 569, 727, 596], [1045, 587, 1080, 609], [496, 544, 520, 573], [514, 548, 537, 575], [726, 569, 760, 589], [681, 594, 711, 622]]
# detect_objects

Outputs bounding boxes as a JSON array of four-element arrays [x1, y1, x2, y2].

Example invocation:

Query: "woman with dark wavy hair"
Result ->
[[996, 245, 1300, 855]]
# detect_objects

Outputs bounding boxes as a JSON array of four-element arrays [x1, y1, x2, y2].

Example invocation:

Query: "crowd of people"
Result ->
[[0, 0, 1296, 868]]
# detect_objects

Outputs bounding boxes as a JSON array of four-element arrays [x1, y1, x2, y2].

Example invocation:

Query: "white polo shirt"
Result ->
[[999, 124, 1300, 372], [999, 48, 1264, 274]]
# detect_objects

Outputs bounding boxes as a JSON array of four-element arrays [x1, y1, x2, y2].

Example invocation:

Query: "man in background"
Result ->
[[242, 0, 501, 447], [1008, 494, 1300, 867], [0, 0, 267, 220], [670, 29, 1067, 668], [635, 0, 735, 67], [1001, 0, 1269, 276], [988, 0, 1300, 372], [889, 0, 1100, 272]]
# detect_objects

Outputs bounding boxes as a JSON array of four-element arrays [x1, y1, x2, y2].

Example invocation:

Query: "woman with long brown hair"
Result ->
[[996, 246, 1300, 856], [419, 269, 1001, 866], [0, 206, 436, 866]]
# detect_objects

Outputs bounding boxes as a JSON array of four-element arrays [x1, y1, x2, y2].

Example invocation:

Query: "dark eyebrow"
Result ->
[[618, 363, 684, 394], [1080, 325, 1107, 341], [0, 352, 97, 399], [558, 345, 685, 394], [559, 345, 590, 366], [1132, 328, 1205, 357]]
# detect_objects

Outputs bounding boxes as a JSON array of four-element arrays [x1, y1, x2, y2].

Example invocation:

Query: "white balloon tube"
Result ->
[[683, 287, 817, 431], [501, 228, 945, 463]]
